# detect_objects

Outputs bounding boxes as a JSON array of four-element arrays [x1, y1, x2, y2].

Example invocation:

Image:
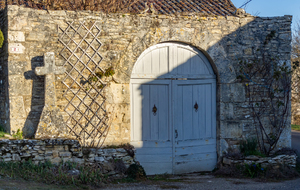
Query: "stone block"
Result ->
[[63, 158, 71, 162], [8, 61, 30, 75], [12, 154, 21, 161], [52, 150, 59, 158], [8, 31, 25, 42], [33, 155, 45, 161], [10, 96, 26, 119], [220, 103, 234, 120], [72, 157, 85, 164], [95, 157, 105, 162], [221, 83, 246, 103], [8, 43, 25, 54], [9, 16, 27, 30], [45, 151, 53, 156], [245, 155, 259, 161], [3, 153, 12, 158], [20, 152, 31, 157], [8, 75, 32, 96], [59, 152, 71, 158], [221, 122, 242, 138], [3, 158, 12, 162], [26, 32, 46, 41], [51, 157, 62, 165]]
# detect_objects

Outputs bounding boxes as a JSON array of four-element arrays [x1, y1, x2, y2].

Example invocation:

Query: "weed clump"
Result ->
[[12, 129, 23, 139], [0, 125, 9, 138], [126, 164, 147, 180], [239, 138, 264, 157]]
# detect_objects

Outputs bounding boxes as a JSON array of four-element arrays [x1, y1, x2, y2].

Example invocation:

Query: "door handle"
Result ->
[[175, 130, 178, 139], [152, 104, 157, 116]]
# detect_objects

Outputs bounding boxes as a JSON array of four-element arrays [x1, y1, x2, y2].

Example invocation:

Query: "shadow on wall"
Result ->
[[23, 56, 45, 138]]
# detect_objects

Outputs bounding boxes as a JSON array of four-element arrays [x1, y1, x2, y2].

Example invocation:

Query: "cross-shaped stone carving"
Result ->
[[34, 52, 69, 139]]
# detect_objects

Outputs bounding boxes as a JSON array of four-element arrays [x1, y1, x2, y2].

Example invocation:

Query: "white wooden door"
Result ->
[[131, 79, 173, 175], [173, 80, 217, 174], [130, 42, 217, 175]]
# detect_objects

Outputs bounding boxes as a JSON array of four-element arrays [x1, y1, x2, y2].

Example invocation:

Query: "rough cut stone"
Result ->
[[34, 52, 68, 139], [245, 155, 259, 161]]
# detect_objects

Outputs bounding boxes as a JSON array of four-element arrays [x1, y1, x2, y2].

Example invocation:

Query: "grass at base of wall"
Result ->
[[0, 125, 9, 138], [0, 160, 108, 187], [292, 124, 300, 131]]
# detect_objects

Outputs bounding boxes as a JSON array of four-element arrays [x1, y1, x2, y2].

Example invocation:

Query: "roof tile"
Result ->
[[0, 0, 236, 16]]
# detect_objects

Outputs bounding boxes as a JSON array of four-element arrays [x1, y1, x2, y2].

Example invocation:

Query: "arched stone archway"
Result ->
[[130, 42, 217, 174]]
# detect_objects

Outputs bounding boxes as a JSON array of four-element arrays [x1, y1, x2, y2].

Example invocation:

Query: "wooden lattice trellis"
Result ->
[[59, 21, 109, 147]]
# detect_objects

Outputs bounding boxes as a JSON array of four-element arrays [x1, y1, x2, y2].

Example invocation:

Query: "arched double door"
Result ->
[[130, 42, 217, 175]]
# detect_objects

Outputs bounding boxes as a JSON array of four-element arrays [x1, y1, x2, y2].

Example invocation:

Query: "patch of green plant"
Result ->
[[0, 29, 4, 48], [12, 129, 23, 139], [0, 160, 106, 186], [87, 67, 115, 90], [0, 125, 9, 138], [93, 67, 115, 81], [292, 124, 300, 131], [244, 163, 265, 178], [240, 138, 265, 157]]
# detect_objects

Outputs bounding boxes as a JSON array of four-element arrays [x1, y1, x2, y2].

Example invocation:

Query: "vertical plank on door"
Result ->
[[182, 85, 193, 140], [192, 85, 200, 139], [199, 84, 206, 138], [150, 85, 159, 140], [190, 53, 200, 75], [175, 85, 183, 141], [132, 83, 142, 141], [142, 85, 151, 140], [159, 47, 169, 75], [158, 85, 169, 140], [144, 52, 152, 74], [152, 49, 160, 74], [205, 84, 212, 138]]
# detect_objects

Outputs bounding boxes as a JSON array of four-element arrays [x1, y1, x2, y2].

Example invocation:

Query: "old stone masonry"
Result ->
[[0, 139, 135, 176], [0, 1, 293, 175], [34, 52, 68, 139]]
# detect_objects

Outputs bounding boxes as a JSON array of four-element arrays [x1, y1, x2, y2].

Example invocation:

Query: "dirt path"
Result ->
[[1, 173, 300, 190]]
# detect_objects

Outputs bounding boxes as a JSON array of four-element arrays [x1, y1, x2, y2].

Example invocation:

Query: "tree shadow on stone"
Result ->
[[23, 56, 45, 138]]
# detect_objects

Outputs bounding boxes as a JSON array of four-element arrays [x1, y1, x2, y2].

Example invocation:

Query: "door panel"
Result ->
[[131, 79, 172, 175], [173, 80, 216, 174]]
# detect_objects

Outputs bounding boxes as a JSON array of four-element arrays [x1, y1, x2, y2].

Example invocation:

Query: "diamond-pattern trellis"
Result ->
[[59, 21, 109, 148]]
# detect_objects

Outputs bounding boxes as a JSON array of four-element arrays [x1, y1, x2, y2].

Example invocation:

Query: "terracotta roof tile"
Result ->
[[0, 0, 236, 16]]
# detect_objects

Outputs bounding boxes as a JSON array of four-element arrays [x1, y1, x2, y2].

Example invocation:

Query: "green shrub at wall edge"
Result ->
[[0, 29, 4, 48]]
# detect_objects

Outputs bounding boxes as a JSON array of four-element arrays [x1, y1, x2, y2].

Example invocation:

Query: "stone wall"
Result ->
[[0, 8, 8, 131], [0, 139, 135, 175], [0, 5, 292, 157], [223, 154, 297, 168]]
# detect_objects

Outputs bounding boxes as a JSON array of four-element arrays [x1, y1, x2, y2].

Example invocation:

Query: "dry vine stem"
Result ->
[[238, 31, 292, 155]]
